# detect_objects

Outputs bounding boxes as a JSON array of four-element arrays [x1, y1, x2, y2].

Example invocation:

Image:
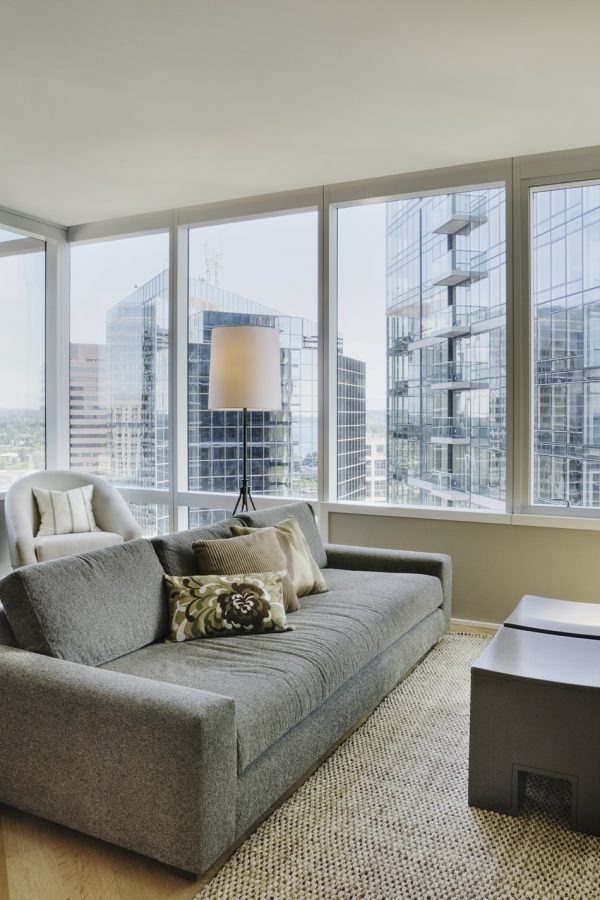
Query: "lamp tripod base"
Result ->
[[232, 479, 256, 516]]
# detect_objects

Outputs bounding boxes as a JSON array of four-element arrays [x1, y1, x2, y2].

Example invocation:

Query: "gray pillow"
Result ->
[[151, 519, 241, 575], [0, 539, 168, 666], [237, 502, 327, 569]]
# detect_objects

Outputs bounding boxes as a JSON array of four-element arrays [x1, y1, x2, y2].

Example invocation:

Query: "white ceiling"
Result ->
[[2, 0, 600, 227]]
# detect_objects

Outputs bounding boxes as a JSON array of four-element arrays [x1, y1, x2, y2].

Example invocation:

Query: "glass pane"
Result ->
[[531, 184, 600, 508], [0, 229, 45, 489], [337, 187, 507, 510], [532, 183, 600, 508], [70, 234, 169, 488], [128, 503, 170, 537], [187, 507, 231, 528], [188, 211, 318, 499]]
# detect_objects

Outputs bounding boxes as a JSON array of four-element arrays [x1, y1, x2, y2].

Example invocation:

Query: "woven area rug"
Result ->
[[195, 633, 600, 900]]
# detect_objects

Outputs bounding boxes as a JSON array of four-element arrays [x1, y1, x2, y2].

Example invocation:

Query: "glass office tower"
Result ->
[[532, 184, 600, 508], [91, 271, 366, 533], [386, 188, 506, 509], [187, 277, 366, 506]]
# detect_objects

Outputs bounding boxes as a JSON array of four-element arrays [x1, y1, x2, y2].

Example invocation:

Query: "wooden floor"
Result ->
[[0, 624, 495, 900]]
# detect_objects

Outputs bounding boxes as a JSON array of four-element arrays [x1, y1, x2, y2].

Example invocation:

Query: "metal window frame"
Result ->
[[513, 147, 600, 522], [10, 144, 600, 535], [0, 206, 68, 496]]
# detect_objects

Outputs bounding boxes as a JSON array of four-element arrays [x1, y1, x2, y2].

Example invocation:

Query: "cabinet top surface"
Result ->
[[506, 594, 600, 637], [473, 626, 600, 689]]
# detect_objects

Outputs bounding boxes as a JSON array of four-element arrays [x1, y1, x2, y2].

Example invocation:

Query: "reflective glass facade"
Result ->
[[532, 183, 600, 507], [386, 188, 506, 509]]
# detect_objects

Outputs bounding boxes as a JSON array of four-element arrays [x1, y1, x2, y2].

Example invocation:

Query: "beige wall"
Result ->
[[328, 513, 600, 624]]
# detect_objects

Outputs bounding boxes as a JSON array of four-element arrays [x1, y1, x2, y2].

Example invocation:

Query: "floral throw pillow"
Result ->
[[163, 571, 293, 642]]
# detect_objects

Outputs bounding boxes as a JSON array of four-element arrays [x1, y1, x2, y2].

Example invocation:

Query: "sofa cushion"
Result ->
[[164, 572, 292, 641], [33, 483, 97, 537], [0, 539, 168, 666], [231, 518, 327, 598], [237, 502, 327, 570], [0, 605, 18, 647], [151, 519, 240, 575], [102, 566, 443, 771], [34, 530, 124, 562], [192, 530, 298, 612]]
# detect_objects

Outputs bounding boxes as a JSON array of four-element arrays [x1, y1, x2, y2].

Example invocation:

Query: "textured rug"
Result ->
[[195, 634, 600, 900]]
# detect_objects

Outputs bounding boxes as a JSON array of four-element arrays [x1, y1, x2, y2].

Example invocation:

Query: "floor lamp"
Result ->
[[208, 325, 282, 515]]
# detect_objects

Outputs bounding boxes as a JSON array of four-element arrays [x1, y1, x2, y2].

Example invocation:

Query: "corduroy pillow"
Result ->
[[192, 529, 299, 612], [231, 517, 328, 597]]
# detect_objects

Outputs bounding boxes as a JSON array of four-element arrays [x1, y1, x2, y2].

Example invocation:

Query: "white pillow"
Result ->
[[33, 484, 98, 537]]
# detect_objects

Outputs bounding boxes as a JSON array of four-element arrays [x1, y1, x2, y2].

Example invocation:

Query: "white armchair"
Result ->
[[4, 471, 143, 568]]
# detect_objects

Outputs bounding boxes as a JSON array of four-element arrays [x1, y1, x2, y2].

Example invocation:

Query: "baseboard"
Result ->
[[450, 616, 500, 633]]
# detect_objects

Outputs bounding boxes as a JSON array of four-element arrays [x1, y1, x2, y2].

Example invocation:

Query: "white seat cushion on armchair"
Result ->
[[34, 531, 124, 563]]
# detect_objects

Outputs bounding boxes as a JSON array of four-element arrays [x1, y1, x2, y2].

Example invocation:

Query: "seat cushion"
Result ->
[[0, 539, 168, 666], [34, 531, 124, 562], [102, 567, 443, 771]]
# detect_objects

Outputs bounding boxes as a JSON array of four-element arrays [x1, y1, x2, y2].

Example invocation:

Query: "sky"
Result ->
[[0, 239, 45, 409]]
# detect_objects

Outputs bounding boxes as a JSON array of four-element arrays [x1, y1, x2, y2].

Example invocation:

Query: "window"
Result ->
[[336, 186, 507, 510], [532, 183, 600, 508], [70, 234, 169, 491], [187, 211, 318, 499], [0, 227, 45, 490]]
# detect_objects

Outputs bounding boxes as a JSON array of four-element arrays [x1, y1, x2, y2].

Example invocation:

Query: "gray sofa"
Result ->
[[0, 501, 451, 875]]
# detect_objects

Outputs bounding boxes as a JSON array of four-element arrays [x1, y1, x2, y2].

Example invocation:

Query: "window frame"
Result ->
[[38, 144, 600, 537], [0, 207, 67, 494], [514, 147, 600, 524]]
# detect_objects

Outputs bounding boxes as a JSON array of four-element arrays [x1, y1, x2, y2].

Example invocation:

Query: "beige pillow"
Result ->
[[192, 529, 299, 612], [231, 517, 328, 598]]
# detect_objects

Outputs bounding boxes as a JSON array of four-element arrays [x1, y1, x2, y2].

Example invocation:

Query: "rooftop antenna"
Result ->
[[204, 242, 223, 287]]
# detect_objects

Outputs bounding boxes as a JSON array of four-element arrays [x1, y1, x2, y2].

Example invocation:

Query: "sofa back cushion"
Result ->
[[151, 519, 240, 575], [237, 502, 327, 569], [0, 539, 167, 666], [0, 605, 18, 647]]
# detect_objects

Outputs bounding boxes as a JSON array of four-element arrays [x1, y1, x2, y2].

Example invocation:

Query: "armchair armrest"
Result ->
[[325, 543, 452, 623], [0, 645, 236, 874]]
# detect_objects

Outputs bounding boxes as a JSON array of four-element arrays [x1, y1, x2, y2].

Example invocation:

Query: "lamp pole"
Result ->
[[232, 407, 256, 515]]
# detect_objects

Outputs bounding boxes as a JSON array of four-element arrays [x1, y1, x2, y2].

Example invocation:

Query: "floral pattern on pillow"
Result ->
[[164, 571, 293, 641]]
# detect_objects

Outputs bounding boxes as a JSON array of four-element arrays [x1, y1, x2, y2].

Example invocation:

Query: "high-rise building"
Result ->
[[386, 188, 506, 510], [69, 343, 108, 474], [532, 184, 600, 508], [105, 273, 169, 493], [101, 271, 366, 533]]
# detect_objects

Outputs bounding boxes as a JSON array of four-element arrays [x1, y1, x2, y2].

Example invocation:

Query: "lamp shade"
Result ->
[[208, 325, 282, 411]]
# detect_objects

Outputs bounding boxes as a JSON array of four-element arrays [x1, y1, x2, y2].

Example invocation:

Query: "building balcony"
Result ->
[[389, 379, 409, 396], [423, 361, 470, 390], [430, 250, 488, 287], [407, 469, 469, 501], [388, 336, 412, 355], [428, 417, 470, 444], [389, 423, 421, 440], [431, 195, 487, 236]]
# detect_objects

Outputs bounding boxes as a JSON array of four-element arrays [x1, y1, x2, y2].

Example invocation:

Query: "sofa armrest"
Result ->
[[324, 543, 452, 623], [0, 645, 236, 874]]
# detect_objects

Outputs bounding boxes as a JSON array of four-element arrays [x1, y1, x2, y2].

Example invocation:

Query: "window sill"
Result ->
[[323, 501, 600, 530]]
